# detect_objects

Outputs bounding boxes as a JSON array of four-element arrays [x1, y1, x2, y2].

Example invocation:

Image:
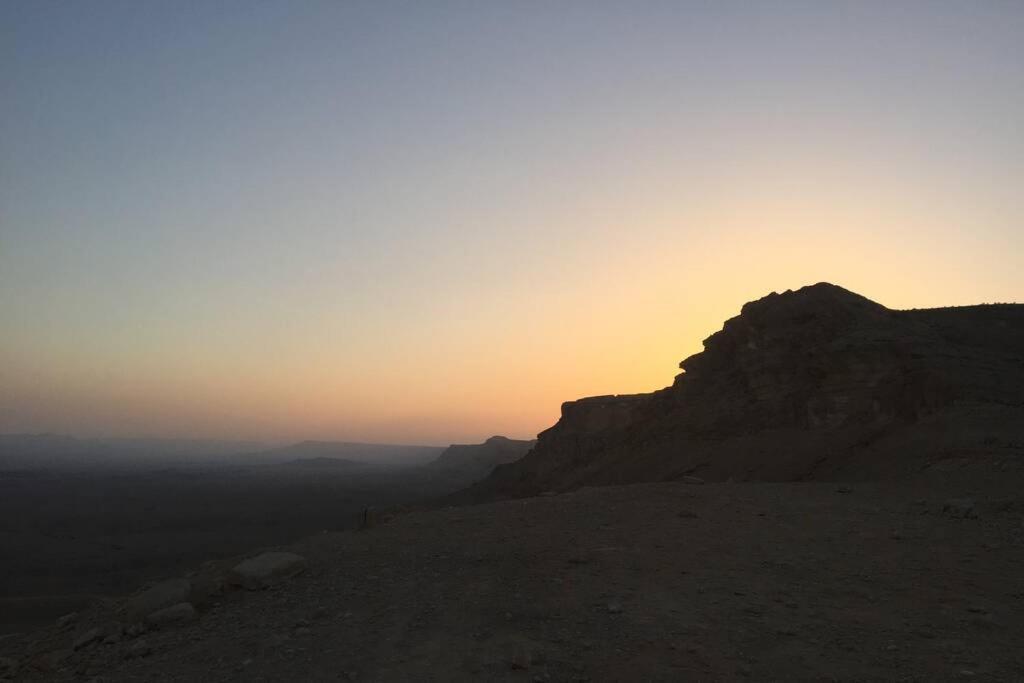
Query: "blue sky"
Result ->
[[2, 1, 1022, 442]]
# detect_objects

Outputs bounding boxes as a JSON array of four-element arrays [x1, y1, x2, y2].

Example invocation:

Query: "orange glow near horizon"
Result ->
[[4, 191, 1020, 445], [3, 3, 1021, 445]]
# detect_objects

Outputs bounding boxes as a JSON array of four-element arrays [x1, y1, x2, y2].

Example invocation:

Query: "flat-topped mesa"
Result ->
[[456, 282, 1024, 500], [546, 394, 652, 437]]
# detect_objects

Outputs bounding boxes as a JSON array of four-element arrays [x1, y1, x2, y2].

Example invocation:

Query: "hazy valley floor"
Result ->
[[0, 464, 465, 635], [6, 476, 1024, 681]]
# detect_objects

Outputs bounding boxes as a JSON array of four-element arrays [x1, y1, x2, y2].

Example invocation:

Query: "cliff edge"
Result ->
[[460, 283, 1024, 499]]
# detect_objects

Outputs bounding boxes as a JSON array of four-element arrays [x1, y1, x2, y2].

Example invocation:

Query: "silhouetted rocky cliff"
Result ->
[[460, 283, 1024, 499]]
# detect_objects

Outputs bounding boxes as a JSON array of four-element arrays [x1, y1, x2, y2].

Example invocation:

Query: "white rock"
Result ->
[[229, 552, 307, 590], [129, 578, 191, 621], [144, 602, 197, 627], [124, 639, 152, 660], [55, 612, 78, 629]]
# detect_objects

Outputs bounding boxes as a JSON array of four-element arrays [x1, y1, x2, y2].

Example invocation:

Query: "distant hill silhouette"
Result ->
[[242, 441, 444, 467], [0, 436, 445, 471], [274, 456, 362, 469], [0, 434, 263, 471], [425, 436, 535, 484], [456, 283, 1024, 500]]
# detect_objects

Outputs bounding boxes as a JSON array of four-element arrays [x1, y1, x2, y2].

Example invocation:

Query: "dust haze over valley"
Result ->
[[0, 435, 531, 634], [4, 1, 1024, 680], [4, 284, 1024, 681]]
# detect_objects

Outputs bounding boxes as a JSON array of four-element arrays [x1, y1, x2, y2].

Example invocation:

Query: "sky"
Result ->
[[1, 1, 1022, 445]]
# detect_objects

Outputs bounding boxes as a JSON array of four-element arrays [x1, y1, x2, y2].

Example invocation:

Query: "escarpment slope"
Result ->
[[463, 283, 1024, 499]]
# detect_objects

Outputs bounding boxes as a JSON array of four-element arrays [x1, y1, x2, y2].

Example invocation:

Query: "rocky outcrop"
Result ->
[[228, 552, 308, 590], [461, 283, 1024, 499], [127, 579, 191, 623], [144, 603, 196, 628]]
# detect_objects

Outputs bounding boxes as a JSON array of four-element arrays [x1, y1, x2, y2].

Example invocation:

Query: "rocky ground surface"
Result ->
[[3, 476, 1024, 682]]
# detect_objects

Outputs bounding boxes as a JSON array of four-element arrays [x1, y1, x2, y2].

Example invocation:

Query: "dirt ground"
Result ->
[[6, 477, 1024, 681]]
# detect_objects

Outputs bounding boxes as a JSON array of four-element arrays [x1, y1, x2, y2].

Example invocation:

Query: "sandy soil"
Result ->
[[6, 478, 1024, 681]]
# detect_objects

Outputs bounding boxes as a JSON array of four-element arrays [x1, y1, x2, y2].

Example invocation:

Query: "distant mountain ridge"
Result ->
[[241, 441, 444, 467], [0, 435, 444, 471], [0, 434, 264, 471], [457, 283, 1024, 500]]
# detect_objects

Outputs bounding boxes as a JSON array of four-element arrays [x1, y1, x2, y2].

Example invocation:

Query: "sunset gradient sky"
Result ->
[[2, 1, 1022, 444]]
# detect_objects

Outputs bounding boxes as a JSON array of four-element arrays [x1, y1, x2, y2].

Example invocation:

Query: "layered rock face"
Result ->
[[463, 283, 1024, 499]]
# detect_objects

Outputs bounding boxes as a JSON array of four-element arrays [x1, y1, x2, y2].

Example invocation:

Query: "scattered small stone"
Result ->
[[123, 639, 152, 660], [262, 633, 290, 649], [682, 476, 705, 485], [836, 486, 853, 494], [942, 498, 977, 519], [228, 552, 307, 590], [30, 649, 70, 673], [125, 623, 147, 639], [508, 653, 530, 670], [144, 602, 197, 628], [606, 602, 623, 614], [0, 656, 17, 677], [73, 628, 103, 651], [103, 632, 122, 645], [969, 614, 999, 630], [55, 612, 79, 630], [129, 578, 192, 621], [188, 571, 226, 608]]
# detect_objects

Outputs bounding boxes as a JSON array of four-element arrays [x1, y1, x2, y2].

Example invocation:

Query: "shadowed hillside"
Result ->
[[458, 283, 1024, 500]]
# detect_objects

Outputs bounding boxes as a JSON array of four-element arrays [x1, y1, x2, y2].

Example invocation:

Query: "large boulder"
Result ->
[[144, 602, 196, 628], [128, 578, 191, 622], [228, 552, 307, 590]]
